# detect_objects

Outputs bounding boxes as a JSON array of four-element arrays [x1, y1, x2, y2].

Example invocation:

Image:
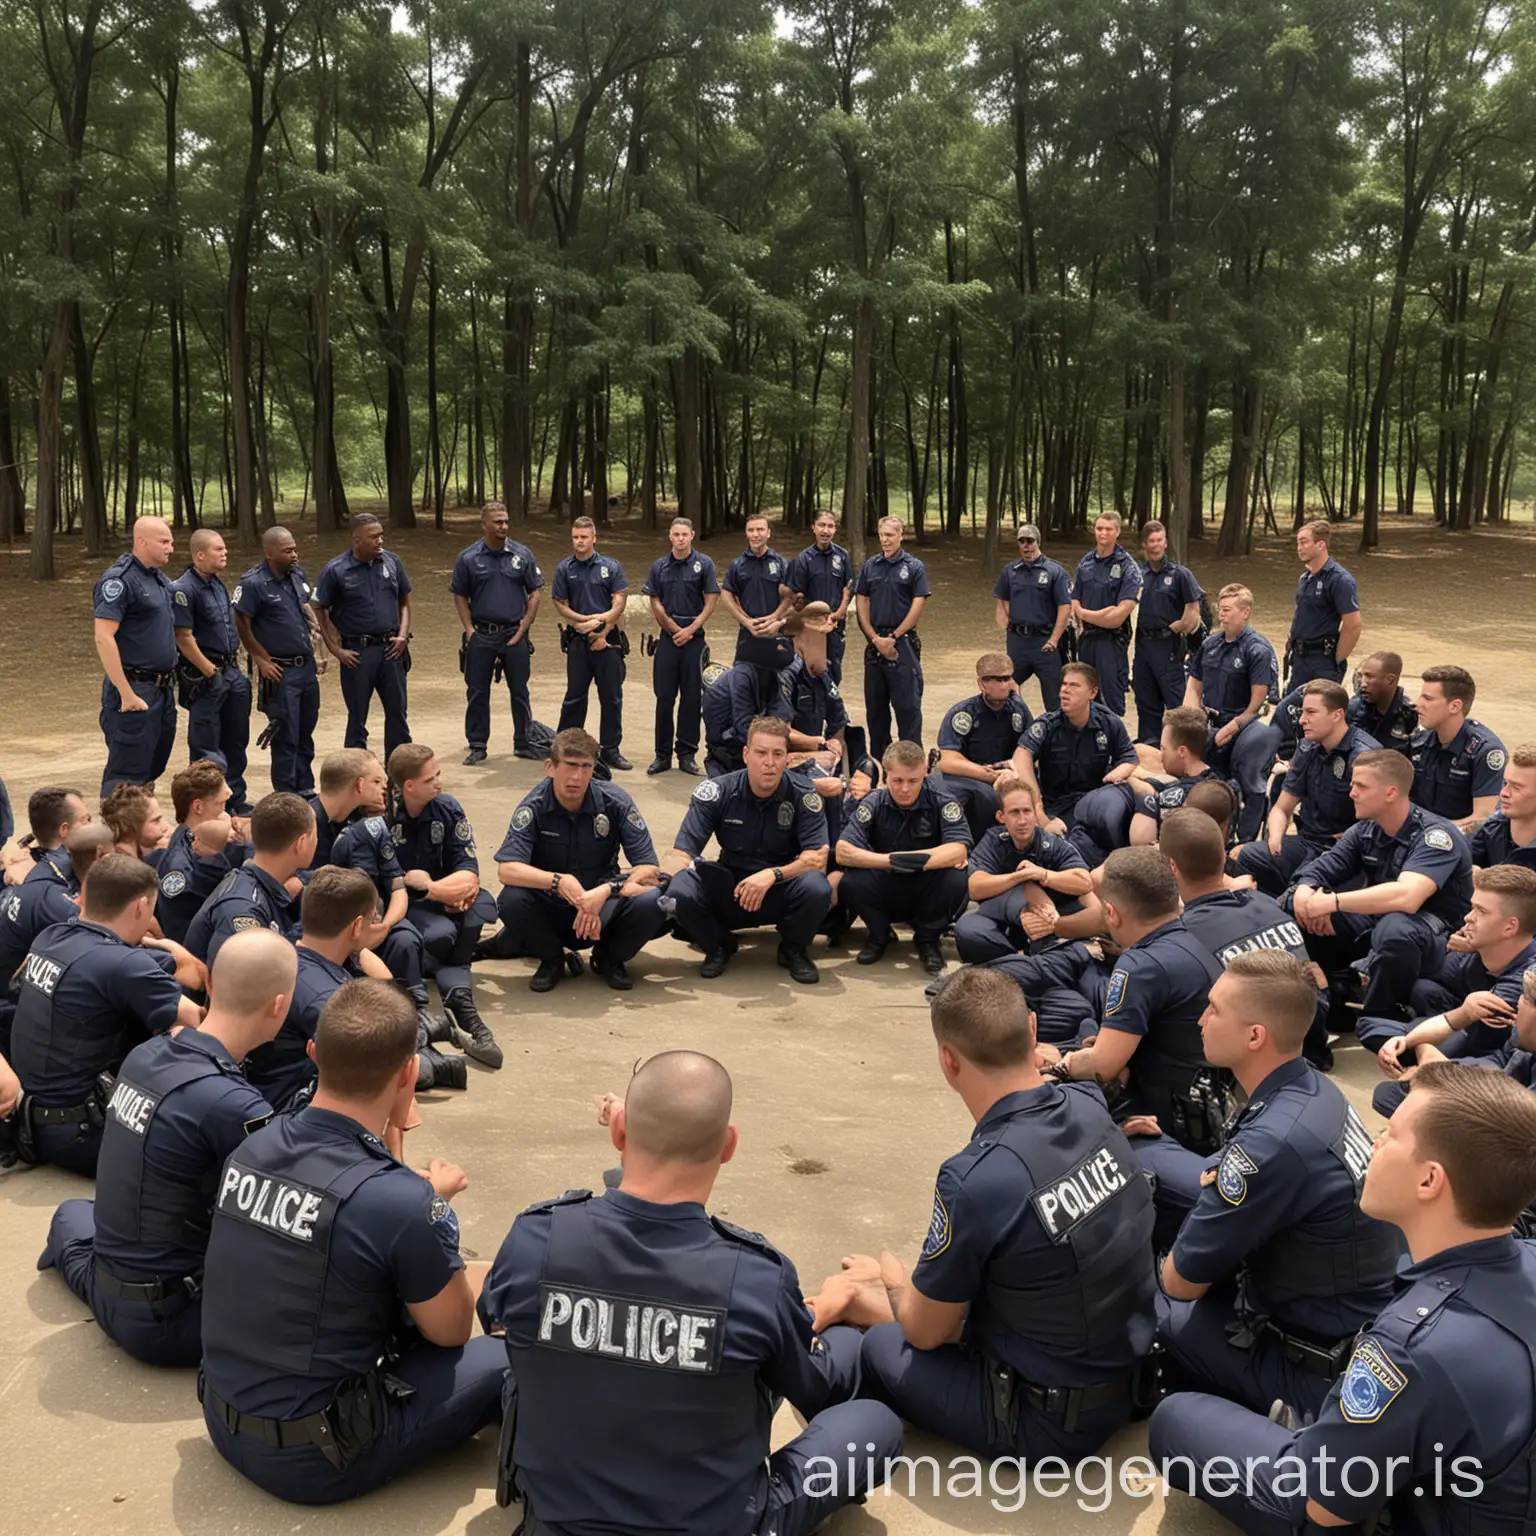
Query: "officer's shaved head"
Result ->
[[189, 527, 223, 555], [262, 525, 294, 552], [623, 1052, 733, 1164], [133, 516, 171, 547], [209, 929, 298, 1017], [930, 966, 1035, 1070], [315, 979, 418, 1099], [65, 822, 117, 884]]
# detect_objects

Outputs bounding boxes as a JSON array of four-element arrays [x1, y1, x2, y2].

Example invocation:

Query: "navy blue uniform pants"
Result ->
[[1209, 718, 1283, 842], [652, 633, 706, 758], [938, 774, 1002, 844], [1006, 632, 1062, 712], [100, 678, 177, 797], [863, 637, 923, 758], [1132, 636, 1187, 745], [205, 1335, 507, 1505], [1077, 631, 1129, 716], [665, 861, 832, 951], [39, 1197, 202, 1367], [982, 945, 1098, 1044], [494, 886, 666, 964], [1231, 835, 1325, 897], [1286, 648, 1345, 691], [558, 639, 624, 752], [26, 1114, 103, 1176], [186, 666, 251, 808], [1296, 908, 1447, 1018], [1067, 783, 1138, 867], [376, 920, 426, 993], [410, 894, 495, 996], [465, 630, 533, 751], [338, 641, 410, 760], [824, 622, 846, 687], [261, 660, 320, 794], [838, 866, 969, 945]]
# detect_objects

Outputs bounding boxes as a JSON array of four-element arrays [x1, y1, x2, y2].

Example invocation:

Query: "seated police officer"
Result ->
[[478, 1050, 902, 1536], [835, 741, 971, 975], [489, 728, 665, 993], [643, 515, 719, 776], [553, 515, 631, 773], [153, 760, 251, 944], [1289, 747, 1472, 1023], [1349, 649, 1418, 755], [12, 854, 201, 1175], [932, 652, 1034, 842], [1124, 706, 1229, 846], [1471, 743, 1536, 870], [780, 603, 848, 760], [811, 966, 1156, 1465], [13, 785, 94, 890], [199, 978, 506, 1505], [101, 782, 171, 861], [1151, 1063, 1536, 1536], [993, 523, 1071, 710], [1410, 663, 1506, 833], [662, 716, 831, 985], [37, 930, 295, 1367], [1233, 680, 1379, 895], [1130, 953, 1399, 1418], [186, 793, 315, 966], [701, 634, 802, 777]]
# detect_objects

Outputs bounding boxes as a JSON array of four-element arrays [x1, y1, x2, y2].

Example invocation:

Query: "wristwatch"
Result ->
[[609, 877, 625, 897], [771, 867, 785, 884]]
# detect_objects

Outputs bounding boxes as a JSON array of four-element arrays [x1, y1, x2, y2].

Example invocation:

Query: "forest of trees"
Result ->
[[2, 0, 1532, 579]]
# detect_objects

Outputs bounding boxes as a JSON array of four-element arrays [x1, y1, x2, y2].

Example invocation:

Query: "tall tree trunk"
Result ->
[[0, 378, 24, 540]]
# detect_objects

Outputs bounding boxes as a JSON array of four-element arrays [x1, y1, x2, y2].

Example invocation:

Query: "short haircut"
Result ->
[[349, 511, 382, 531], [482, 500, 506, 516], [1162, 706, 1210, 755], [623, 1051, 733, 1163], [172, 760, 227, 823], [993, 773, 1036, 809], [929, 965, 1034, 1069], [1062, 661, 1099, 690], [1140, 519, 1166, 538], [1300, 519, 1332, 544], [301, 865, 379, 938], [669, 516, 694, 532], [210, 929, 298, 1016], [66, 823, 119, 884], [746, 716, 790, 747], [314, 979, 420, 1099], [571, 515, 596, 532], [1160, 808, 1226, 882], [387, 743, 436, 788], [549, 728, 599, 764], [1421, 664, 1475, 711], [883, 740, 927, 772], [29, 786, 85, 842], [1183, 779, 1238, 833], [100, 783, 156, 843], [1365, 650, 1403, 678], [1223, 951, 1317, 1052], [1355, 747, 1414, 795], [319, 748, 378, 797], [189, 527, 223, 554], [1512, 744, 1536, 771], [976, 652, 1012, 678], [249, 792, 316, 853], [81, 852, 159, 919], [1101, 846, 1181, 923], [1094, 510, 1122, 529], [1217, 582, 1253, 609], [1409, 1062, 1536, 1227], [1302, 680, 1349, 714], [1473, 865, 1536, 935], [745, 513, 770, 528], [878, 516, 904, 533]]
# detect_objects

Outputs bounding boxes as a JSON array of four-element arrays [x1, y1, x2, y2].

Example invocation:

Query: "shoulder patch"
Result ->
[[1104, 968, 1130, 1016], [101, 578, 125, 601], [919, 1188, 951, 1261], [1216, 1143, 1259, 1206], [160, 871, 187, 898], [856, 802, 874, 824], [1487, 748, 1507, 770], [364, 816, 387, 839], [512, 806, 535, 831], [803, 791, 823, 813], [627, 808, 646, 829], [951, 711, 973, 737], [692, 779, 721, 803], [232, 584, 242, 603], [1423, 827, 1455, 852], [941, 800, 964, 823], [454, 818, 472, 840], [174, 588, 189, 606], [1340, 1336, 1409, 1423], [230, 915, 263, 933]]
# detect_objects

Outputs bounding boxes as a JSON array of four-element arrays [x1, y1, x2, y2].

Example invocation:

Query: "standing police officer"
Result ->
[[1070, 510, 1142, 718], [553, 515, 630, 772], [36, 931, 295, 1367], [1410, 664, 1506, 832], [450, 500, 543, 765], [642, 516, 719, 776], [199, 979, 507, 1505], [787, 509, 853, 683], [1132, 519, 1204, 745], [993, 523, 1071, 710], [235, 526, 323, 795], [856, 516, 930, 757], [94, 515, 179, 797], [172, 528, 252, 812], [720, 512, 792, 661], [479, 1051, 903, 1536], [488, 728, 665, 993], [932, 652, 1035, 842], [1287, 519, 1362, 688]]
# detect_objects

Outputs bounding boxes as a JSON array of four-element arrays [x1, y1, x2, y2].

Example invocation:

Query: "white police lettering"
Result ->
[[107, 1079, 159, 1136], [535, 1284, 724, 1374], [1031, 1145, 1129, 1240], [217, 1162, 326, 1243], [1214, 922, 1305, 965], [21, 952, 63, 996], [1333, 1108, 1374, 1189]]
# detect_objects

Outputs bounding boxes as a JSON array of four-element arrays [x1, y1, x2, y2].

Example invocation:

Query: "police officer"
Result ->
[[1123, 706, 1231, 847], [720, 511, 792, 661], [1047, 848, 1223, 1151], [661, 715, 831, 985], [36, 931, 294, 1366], [385, 744, 502, 1067], [153, 760, 250, 944], [813, 967, 1156, 1465], [993, 523, 1071, 710], [1150, 1064, 1536, 1536], [1472, 744, 1536, 869], [553, 515, 631, 772], [954, 775, 1099, 963], [1233, 680, 1379, 895], [450, 499, 543, 765], [1287, 518, 1362, 688], [488, 728, 665, 993], [17, 786, 94, 891], [855, 516, 929, 757], [172, 528, 252, 812], [701, 635, 814, 777], [1290, 748, 1473, 1021], [1183, 583, 1283, 841], [642, 516, 719, 776], [94, 514, 179, 797], [478, 1051, 903, 1536], [11, 854, 200, 1175], [835, 741, 972, 975], [1349, 649, 1418, 754], [1132, 954, 1400, 1417], [199, 979, 506, 1505], [1070, 509, 1142, 718], [787, 509, 854, 683], [235, 525, 323, 794], [781, 603, 850, 754], [101, 781, 170, 860], [186, 793, 315, 966], [1132, 518, 1204, 745], [932, 653, 1034, 842], [1410, 663, 1506, 832]]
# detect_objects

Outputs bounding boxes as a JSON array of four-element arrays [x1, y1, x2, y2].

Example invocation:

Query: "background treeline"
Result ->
[[3, 0, 1534, 578]]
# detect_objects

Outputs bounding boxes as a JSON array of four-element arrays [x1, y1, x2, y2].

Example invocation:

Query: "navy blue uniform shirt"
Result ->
[[314, 548, 412, 635], [171, 568, 240, 658], [1189, 626, 1277, 718], [674, 770, 828, 878], [787, 542, 852, 609], [1290, 557, 1360, 643], [94, 554, 178, 671], [1348, 688, 1417, 754], [1180, 888, 1309, 967], [1470, 812, 1536, 871], [1072, 546, 1142, 615], [388, 793, 479, 881], [1294, 808, 1473, 929], [154, 823, 252, 945], [643, 551, 720, 622], [855, 549, 931, 629], [1020, 703, 1137, 806], [234, 563, 315, 657], [0, 879, 79, 991], [450, 538, 542, 626], [1137, 560, 1202, 631], [1410, 722, 1506, 821], [783, 657, 849, 739], [722, 547, 789, 619], [993, 555, 1071, 627], [244, 947, 358, 1110], [496, 778, 656, 887], [840, 781, 972, 854], [969, 824, 1087, 879], [703, 665, 793, 748], [938, 692, 1033, 765], [1282, 725, 1381, 841], [185, 863, 299, 966], [553, 551, 627, 616], [23, 844, 76, 891]]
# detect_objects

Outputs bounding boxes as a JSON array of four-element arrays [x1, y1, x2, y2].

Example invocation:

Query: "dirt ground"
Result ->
[[2, 510, 1533, 1536]]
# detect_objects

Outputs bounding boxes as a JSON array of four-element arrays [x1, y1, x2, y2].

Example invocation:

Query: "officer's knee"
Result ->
[[791, 872, 833, 907], [954, 912, 1009, 963], [1372, 911, 1427, 952], [857, 1321, 909, 1389]]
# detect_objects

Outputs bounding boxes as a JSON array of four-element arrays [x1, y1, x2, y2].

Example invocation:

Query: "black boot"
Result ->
[[418, 1009, 459, 1047], [777, 943, 820, 985], [916, 939, 946, 977], [589, 947, 633, 991], [444, 987, 503, 1070], [417, 1046, 468, 1091], [699, 935, 739, 979], [529, 956, 564, 993]]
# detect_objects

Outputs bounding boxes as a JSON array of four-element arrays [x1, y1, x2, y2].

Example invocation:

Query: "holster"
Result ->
[[14, 1096, 37, 1165], [559, 626, 575, 654], [496, 1385, 520, 1508], [176, 660, 214, 709], [986, 1357, 1020, 1440], [400, 635, 413, 676], [258, 675, 277, 712], [1114, 619, 1132, 651], [459, 634, 468, 677], [642, 633, 658, 657], [612, 630, 632, 658], [1171, 1069, 1227, 1155], [325, 1370, 387, 1471]]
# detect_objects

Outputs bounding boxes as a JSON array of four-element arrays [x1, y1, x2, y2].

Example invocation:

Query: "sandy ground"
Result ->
[[2, 510, 1533, 1535]]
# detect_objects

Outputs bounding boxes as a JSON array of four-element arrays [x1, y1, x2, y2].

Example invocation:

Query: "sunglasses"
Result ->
[[979, 674, 1013, 684]]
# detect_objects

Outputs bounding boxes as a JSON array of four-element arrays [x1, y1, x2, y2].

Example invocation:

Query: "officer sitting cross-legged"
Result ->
[[478, 1050, 903, 1536], [199, 977, 506, 1505], [152, 759, 251, 945], [932, 652, 1035, 843], [13, 785, 94, 891], [37, 930, 296, 1367]]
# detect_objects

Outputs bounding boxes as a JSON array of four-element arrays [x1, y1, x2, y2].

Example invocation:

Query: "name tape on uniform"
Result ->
[[21, 953, 63, 996], [218, 1162, 329, 1244], [1030, 1145, 1129, 1241], [536, 1283, 725, 1374], [107, 1079, 159, 1136]]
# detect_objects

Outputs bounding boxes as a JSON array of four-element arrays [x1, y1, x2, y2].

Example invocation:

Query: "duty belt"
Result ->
[[266, 654, 312, 667], [94, 1260, 201, 1304], [341, 633, 395, 648], [989, 1357, 1136, 1437], [1229, 1313, 1354, 1379], [473, 621, 519, 635], [1137, 626, 1175, 640], [1008, 623, 1052, 636], [28, 1101, 98, 1126], [124, 667, 174, 688], [200, 1379, 343, 1457], [1291, 636, 1338, 657], [204, 651, 236, 669]]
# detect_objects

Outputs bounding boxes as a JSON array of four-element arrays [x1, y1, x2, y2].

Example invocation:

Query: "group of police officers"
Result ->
[[2, 501, 1536, 1535]]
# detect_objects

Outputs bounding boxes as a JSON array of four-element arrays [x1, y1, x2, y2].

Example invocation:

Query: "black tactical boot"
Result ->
[[416, 1046, 468, 1091], [444, 987, 503, 1070]]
